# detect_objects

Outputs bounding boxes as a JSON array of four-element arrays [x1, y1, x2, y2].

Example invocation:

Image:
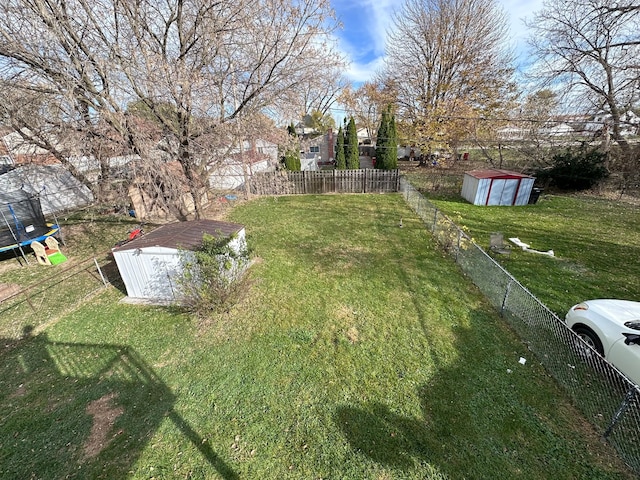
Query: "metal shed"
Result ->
[[461, 169, 535, 206], [112, 219, 245, 302]]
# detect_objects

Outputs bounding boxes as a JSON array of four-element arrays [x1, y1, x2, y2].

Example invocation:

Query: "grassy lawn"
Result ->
[[421, 192, 640, 315], [0, 194, 634, 479]]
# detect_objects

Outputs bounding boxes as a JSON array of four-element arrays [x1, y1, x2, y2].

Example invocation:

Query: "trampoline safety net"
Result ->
[[0, 190, 48, 247]]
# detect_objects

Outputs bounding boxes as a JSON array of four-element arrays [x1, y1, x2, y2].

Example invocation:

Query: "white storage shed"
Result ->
[[461, 169, 535, 206], [112, 219, 246, 302]]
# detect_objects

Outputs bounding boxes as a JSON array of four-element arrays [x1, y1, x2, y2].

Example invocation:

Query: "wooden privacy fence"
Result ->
[[251, 169, 400, 195]]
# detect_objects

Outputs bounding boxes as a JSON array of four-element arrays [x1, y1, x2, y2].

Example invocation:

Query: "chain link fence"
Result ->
[[0, 252, 117, 339], [399, 176, 640, 474]]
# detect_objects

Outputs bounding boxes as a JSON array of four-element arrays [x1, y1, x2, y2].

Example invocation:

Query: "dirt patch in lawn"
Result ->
[[0, 283, 21, 301], [83, 392, 124, 460]]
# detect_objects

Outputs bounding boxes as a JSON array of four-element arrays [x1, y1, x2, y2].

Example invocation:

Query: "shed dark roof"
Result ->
[[112, 219, 244, 252], [465, 169, 533, 180]]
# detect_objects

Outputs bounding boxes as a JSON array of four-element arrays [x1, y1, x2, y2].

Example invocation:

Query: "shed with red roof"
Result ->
[[461, 169, 535, 206]]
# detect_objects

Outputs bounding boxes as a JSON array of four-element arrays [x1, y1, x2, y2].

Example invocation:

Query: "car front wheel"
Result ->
[[573, 326, 604, 356]]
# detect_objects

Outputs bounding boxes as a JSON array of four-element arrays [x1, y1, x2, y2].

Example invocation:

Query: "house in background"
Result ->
[[538, 122, 575, 137], [585, 111, 640, 137], [208, 138, 278, 189], [0, 134, 14, 174], [357, 127, 373, 145], [293, 128, 335, 170], [0, 127, 60, 168], [0, 164, 94, 215]]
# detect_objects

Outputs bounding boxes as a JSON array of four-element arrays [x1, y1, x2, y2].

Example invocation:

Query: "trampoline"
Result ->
[[0, 190, 60, 257]]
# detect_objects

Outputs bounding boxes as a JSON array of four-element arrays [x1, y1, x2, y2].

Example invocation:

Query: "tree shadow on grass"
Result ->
[[0, 330, 238, 479], [334, 310, 634, 479]]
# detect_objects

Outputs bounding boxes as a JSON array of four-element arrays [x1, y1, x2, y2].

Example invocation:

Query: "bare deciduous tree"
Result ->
[[383, 0, 516, 156], [297, 65, 349, 118], [527, 0, 640, 161], [339, 80, 397, 143], [0, 0, 343, 219]]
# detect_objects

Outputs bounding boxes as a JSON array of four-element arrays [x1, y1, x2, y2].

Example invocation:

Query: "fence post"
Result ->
[[94, 258, 109, 287], [501, 279, 514, 316], [432, 209, 438, 233], [604, 387, 638, 439]]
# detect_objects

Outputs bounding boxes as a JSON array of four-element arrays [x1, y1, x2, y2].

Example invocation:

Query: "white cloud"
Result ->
[[331, 0, 397, 84], [345, 56, 386, 84], [499, 0, 544, 41], [354, 0, 397, 55]]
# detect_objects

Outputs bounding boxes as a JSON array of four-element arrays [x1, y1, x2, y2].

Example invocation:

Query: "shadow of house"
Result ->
[[0, 333, 238, 479]]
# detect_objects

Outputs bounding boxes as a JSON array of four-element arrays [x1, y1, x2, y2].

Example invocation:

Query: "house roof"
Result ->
[[112, 219, 244, 252], [465, 169, 533, 180]]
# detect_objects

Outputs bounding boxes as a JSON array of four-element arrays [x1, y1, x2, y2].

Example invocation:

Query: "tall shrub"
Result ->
[[375, 109, 389, 169], [335, 125, 346, 169], [536, 146, 609, 190], [345, 117, 359, 169], [387, 113, 398, 169], [283, 123, 301, 171]]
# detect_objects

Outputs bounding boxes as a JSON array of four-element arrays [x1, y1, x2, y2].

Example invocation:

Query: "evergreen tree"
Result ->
[[387, 113, 398, 170], [375, 110, 389, 169], [375, 107, 398, 170], [345, 117, 359, 169], [283, 149, 301, 171], [283, 123, 301, 171], [335, 125, 346, 169]]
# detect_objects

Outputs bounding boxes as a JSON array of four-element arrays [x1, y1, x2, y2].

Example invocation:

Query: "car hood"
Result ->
[[580, 299, 640, 327]]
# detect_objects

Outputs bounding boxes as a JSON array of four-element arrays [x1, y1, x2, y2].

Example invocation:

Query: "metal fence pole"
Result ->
[[501, 279, 513, 317], [94, 258, 109, 287], [604, 387, 638, 438]]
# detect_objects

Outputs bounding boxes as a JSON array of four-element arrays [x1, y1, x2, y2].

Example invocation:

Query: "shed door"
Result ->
[[487, 179, 519, 205], [487, 180, 506, 205]]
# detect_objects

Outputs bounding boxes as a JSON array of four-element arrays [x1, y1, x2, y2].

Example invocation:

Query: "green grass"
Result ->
[[0, 207, 143, 285], [422, 193, 640, 315], [0, 194, 634, 479], [0, 208, 145, 338]]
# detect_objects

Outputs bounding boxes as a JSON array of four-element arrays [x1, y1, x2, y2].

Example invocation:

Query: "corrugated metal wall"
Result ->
[[112, 229, 245, 301], [462, 174, 534, 206], [113, 247, 191, 300]]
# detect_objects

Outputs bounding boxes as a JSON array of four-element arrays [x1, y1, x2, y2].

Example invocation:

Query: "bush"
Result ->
[[177, 233, 251, 317], [536, 146, 609, 190], [283, 150, 301, 171]]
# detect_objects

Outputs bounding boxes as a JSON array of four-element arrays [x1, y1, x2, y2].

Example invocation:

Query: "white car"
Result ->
[[566, 299, 640, 385]]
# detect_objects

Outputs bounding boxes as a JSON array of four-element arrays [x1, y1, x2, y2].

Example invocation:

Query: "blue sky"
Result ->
[[330, 0, 544, 84]]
